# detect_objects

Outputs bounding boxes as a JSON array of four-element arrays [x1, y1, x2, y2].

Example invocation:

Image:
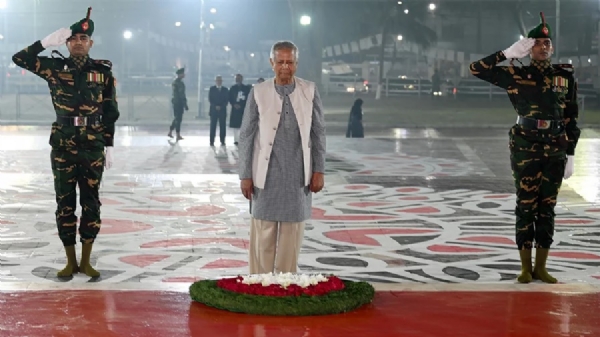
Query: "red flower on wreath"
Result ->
[[216, 275, 345, 296]]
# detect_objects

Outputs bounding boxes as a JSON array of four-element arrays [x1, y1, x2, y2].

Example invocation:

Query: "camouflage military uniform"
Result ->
[[12, 15, 119, 250], [168, 68, 188, 139], [470, 13, 580, 283]]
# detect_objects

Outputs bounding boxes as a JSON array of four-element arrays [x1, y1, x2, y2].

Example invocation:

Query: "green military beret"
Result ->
[[176, 68, 185, 75], [70, 7, 94, 37], [527, 12, 551, 39]]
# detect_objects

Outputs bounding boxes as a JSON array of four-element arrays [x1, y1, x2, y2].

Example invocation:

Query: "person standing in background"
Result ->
[[346, 98, 364, 138], [208, 75, 229, 146], [228, 74, 250, 145], [168, 67, 188, 141]]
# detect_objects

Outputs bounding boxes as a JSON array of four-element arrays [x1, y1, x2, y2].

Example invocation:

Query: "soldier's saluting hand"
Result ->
[[502, 38, 535, 59], [40, 28, 73, 49]]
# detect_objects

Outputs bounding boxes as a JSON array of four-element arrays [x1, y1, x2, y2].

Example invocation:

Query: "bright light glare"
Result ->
[[223, 46, 230, 52], [209, 23, 215, 29], [123, 30, 133, 39], [210, 8, 216, 14], [404, 9, 409, 14], [300, 15, 311, 25], [0, 0, 6, 9], [519, 34, 524, 40], [250, 53, 255, 57], [397, 35, 403, 41], [429, 3, 436, 10], [175, 22, 181, 27]]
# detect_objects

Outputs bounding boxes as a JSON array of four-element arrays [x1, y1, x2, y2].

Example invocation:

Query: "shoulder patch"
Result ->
[[92, 59, 113, 69]]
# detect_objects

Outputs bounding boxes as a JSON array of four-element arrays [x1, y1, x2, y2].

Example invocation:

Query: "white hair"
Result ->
[[270, 41, 299, 60]]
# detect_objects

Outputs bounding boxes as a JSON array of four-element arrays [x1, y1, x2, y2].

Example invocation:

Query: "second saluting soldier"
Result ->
[[12, 8, 120, 278], [470, 13, 580, 284]]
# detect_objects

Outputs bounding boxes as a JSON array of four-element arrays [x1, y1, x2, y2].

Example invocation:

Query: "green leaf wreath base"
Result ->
[[189, 279, 375, 316]]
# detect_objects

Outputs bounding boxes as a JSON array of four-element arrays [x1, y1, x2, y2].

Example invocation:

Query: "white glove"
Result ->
[[502, 38, 535, 59], [105, 147, 113, 169], [564, 155, 574, 179], [41, 28, 72, 49]]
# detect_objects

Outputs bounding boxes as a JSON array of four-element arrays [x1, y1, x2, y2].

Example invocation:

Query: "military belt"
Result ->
[[516, 116, 563, 130], [56, 115, 102, 127]]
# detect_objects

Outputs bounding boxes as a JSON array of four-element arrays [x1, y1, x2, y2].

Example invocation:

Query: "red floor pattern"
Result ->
[[1, 290, 598, 337]]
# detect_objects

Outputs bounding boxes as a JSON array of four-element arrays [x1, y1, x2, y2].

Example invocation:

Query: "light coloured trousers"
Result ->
[[249, 217, 305, 274], [233, 128, 240, 143]]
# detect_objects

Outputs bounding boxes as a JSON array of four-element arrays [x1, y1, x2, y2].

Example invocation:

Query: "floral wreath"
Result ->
[[189, 273, 375, 316]]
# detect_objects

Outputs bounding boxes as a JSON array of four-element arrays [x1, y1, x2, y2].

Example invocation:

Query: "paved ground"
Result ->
[[0, 125, 599, 286]]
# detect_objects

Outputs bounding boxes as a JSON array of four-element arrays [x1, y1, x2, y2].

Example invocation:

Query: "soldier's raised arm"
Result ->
[[562, 68, 581, 156], [101, 69, 121, 146], [12, 28, 72, 80], [470, 38, 535, 89]]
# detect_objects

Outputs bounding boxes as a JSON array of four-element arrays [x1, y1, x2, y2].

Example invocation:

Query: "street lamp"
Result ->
[[404, 9, 409, 14], [397, 35, 403, 41], [198, 0, 206, 119], [123, 30, 132, 39], [300, 15, 311, 26], [428, 3, 436, 11]]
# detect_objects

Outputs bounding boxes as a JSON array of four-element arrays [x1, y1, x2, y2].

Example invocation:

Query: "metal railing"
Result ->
[[382, 77, 597, 99]]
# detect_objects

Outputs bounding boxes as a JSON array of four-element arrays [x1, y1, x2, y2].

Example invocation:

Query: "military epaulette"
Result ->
[[92, 59, 113, 69], [553, 64, 574, 73]]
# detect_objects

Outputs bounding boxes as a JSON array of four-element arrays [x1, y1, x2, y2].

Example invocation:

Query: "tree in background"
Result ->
[[374, 0, 437, 99]]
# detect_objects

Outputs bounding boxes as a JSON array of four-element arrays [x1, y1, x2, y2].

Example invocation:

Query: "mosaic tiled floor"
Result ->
[[1, 126, 599, 286], [1, 126, 599, 337]]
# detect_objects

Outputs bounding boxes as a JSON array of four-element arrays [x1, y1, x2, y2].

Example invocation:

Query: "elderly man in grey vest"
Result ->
[[238, 41, 326, 274]]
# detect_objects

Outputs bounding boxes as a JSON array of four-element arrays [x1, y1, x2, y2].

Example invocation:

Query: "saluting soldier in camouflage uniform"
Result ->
[[12, 8, 120, 278], [168, 67, 188, 140], [470, 13, 580, 284]]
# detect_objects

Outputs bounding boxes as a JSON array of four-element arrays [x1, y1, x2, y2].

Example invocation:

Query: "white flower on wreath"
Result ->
[[238, 272, 330, 289]]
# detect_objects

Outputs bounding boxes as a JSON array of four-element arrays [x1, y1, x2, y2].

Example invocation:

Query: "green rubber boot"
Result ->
[[533, 248, 557, 284], [57, 245, 79, 277], [517, 249, 533, 284], [79, 243, 100, 278]]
